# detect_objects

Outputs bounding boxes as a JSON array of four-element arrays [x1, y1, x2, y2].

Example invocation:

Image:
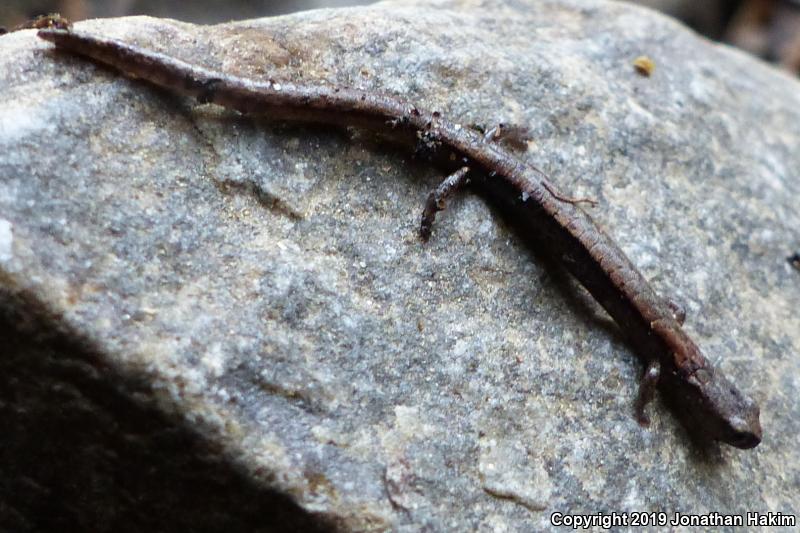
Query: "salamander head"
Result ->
[[654, 321, 761, 448], [663, 362, 761, 449], [696, 367, 761, 449]]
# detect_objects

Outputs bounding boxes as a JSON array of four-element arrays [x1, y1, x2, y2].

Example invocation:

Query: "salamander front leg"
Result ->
[[666, 298, 686, 325], [419, 166, 470, 241], [635, 359, 661, 426]]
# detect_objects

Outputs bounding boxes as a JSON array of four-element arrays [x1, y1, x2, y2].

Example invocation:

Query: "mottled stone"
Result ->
[[1, 0, 799, 531]]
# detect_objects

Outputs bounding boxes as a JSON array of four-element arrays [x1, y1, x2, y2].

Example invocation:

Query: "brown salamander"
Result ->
[[37, 28, 762, 448]]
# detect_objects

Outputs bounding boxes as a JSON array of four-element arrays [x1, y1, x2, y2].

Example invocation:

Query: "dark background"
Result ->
[[2, 1, 800, 74]]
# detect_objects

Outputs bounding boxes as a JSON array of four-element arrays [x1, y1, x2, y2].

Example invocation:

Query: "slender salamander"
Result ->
[[37, 28, 762, 448]]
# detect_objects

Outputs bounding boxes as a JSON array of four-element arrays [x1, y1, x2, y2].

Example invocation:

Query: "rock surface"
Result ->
[[1, 0, 799, 531]]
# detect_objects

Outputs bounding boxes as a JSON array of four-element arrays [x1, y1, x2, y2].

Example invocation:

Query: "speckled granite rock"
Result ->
[[1, 1, 799, 531]]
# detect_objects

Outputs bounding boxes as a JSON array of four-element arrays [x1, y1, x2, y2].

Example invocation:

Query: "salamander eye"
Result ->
[[694, 368, 712, 384]]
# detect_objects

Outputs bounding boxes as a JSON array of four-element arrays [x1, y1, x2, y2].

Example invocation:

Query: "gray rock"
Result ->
[[1, 0, 799, 531]]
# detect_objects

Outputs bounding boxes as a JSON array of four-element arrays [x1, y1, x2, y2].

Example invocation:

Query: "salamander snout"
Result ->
[[726, 427, 761, 449], [719, 398, 761, 449]]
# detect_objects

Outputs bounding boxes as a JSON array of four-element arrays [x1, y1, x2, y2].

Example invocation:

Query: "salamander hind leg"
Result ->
[[634, 359, 661, 427], [419, 166, 470, 241], [482, 123, 531, 152]]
